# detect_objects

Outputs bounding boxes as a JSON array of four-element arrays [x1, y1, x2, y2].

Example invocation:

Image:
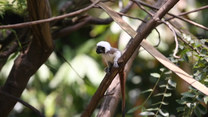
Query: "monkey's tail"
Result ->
[[119, 69, 126, 117]]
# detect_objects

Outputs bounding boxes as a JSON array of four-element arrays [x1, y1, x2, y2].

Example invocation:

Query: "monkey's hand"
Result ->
[[105, 67, 110, 73], [113, 61, 119, 68]]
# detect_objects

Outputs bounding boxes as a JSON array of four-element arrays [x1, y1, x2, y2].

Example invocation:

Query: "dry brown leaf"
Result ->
[[97, 2, 208, 95]]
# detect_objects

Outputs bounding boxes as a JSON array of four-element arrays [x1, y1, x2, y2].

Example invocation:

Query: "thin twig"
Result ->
[[56, 51, 83, 79], [0, 0, 100, 29], [162, 20, 180, 58], [133, 0, 162, 47], [154, 28, 161, 47], [118, 12, 161, 48], [0, 91, 44, 117], [117, 12, 146, 22], [166, 5, 208, 21], [53, 1, 134, 38], [132, 0, 208, 31], [136, 1, 153, 16]]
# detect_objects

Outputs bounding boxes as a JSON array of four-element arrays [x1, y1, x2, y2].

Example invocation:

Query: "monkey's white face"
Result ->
[[96, 41, 111, 54]]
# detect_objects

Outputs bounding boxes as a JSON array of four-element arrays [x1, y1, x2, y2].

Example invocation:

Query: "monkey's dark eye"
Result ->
[[96, 46, 105, 54]]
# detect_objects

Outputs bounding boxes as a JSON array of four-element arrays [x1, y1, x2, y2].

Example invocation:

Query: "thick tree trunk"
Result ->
[[0, 0, 53, 116]]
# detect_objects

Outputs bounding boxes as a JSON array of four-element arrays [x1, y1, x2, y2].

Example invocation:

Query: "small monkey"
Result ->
[[96, 41, 126, 117], [96, 41, 121, 72]]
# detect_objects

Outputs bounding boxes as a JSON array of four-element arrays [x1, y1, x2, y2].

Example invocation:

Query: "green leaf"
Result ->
[[152, 101, 168, 106], [154, 93, 163, 97], [168, 79, 176, 88], [150, 73, 160, 78], [159, 84, 167, 88], [204, 78, 208, 83], [139, 111, 155, 116], [164, 93, 172, 97], [181, 92, 195, 98], [146, 107, 159, 111], [152, 102, 161, 106], [204, 96, 208, 104], [196, 94, 205, 102], [140, 89, 153, 94], [154, 93, 171, 97], [159, 109, 169, 117], [127, 105, 142, 114], [160, 68, 166, 72], [166, 85, 174, 90], [196, 104, 207, 114], [159, 84, 174, 90], [164, 71, 172, 75], [186, 51, 193, 57], [161, 101, 169, 105], [181, 97, 194, 103], [8, 52, 19, 61], [194, 106, 202, 117], [176, 99, 186, 105], [176, 107, 185, 112]]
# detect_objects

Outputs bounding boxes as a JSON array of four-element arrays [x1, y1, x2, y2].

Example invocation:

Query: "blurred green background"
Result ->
[[0, 0, 208, 117]]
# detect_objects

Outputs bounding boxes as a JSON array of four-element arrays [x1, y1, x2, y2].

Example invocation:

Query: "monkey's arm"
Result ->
[[113, 51, 121, 67]]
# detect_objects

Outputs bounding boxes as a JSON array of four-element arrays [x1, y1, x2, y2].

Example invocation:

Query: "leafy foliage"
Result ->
[[0, 0, 208, 117], [128, 68, 177, 117], [127, 30, 208, 117], [0, 0, 26, 15], [175, 37, 208, 117]]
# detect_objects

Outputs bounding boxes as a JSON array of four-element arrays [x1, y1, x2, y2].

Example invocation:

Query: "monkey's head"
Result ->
[[96, 41, 111, 54]]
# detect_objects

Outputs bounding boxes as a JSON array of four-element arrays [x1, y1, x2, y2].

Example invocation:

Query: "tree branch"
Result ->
[[0, 91, 44, 117], [0, 29, 30, 71], [132, 0, 208, 31], [81, 0, 179, 116], [53, 1, 133, 38], [97, 1, 166, 116], [0, 0, 100, 29], [0, 0, 54, 116], [166, 5, 208, 20]]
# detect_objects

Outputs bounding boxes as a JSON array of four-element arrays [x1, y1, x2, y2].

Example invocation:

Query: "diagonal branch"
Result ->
[[98, 1, 208, 116], [97, 1, 166, 116], [81, 0, 179, 116]]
